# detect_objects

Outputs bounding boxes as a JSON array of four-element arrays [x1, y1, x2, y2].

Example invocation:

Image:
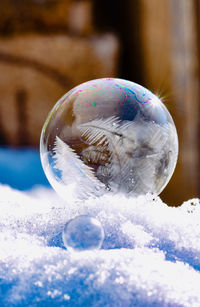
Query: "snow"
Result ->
[[0, 183, 200, 306]]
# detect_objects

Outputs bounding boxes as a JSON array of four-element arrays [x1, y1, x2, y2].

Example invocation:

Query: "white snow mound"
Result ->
[[0, 184, 200, 306]]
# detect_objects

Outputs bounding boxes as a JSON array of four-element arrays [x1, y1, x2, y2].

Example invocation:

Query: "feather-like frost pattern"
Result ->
[[78, 116, 176, 195], [53, 136, 105, 198]]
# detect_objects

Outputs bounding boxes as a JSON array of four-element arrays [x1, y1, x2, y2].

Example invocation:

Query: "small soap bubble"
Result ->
[[40, 78, 178, 200], [62, 215, 104, 251]]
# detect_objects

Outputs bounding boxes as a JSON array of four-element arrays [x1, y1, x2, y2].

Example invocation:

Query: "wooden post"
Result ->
[[139, 0, 200, 204]]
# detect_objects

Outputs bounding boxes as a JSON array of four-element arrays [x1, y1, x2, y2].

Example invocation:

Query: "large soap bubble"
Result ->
[[40, 78, 178, 200]]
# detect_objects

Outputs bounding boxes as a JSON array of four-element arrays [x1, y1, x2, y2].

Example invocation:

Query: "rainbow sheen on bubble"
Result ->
[[40, 78, 178, 200]]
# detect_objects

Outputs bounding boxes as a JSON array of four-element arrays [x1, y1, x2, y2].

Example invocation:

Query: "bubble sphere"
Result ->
[[40, 78, 178, 199], [62, 215, 104, 251]]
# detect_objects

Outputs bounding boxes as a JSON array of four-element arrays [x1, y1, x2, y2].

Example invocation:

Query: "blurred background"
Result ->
[[0, 0, 199, 205]]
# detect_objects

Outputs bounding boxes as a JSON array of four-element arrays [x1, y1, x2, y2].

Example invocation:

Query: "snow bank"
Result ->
[[0, 184, 200, 306]]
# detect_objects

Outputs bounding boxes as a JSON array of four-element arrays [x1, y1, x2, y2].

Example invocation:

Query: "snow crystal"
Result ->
[[0, 184, 200, 306]]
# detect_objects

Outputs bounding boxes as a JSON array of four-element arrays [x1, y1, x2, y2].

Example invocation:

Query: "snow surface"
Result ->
[[0, 184, 200, 306]]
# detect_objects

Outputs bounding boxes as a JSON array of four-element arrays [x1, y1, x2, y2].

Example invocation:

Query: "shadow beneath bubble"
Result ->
[[48, 232, 65, 249]]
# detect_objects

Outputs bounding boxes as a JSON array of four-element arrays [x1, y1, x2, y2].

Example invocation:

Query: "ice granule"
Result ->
[[0, 184, 200, 306]]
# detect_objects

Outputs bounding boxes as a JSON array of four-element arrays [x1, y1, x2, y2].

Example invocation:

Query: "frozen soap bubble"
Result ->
[[62, 215, 104, 251], [40, 78, 178, 200]]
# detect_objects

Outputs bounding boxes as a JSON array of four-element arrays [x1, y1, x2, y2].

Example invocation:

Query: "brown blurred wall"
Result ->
[[0, 0, 119, 145]]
